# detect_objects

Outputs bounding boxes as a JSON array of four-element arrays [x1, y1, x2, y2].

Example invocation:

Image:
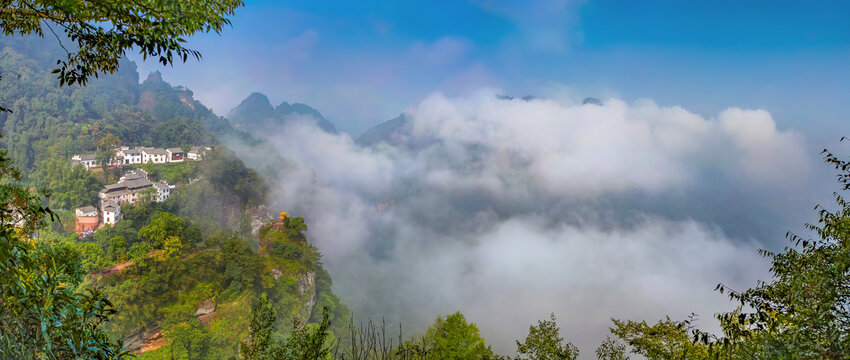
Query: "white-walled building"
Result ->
[[98, 174, 177, 206], [75, 145, 205, 170], [71, 154, 98, 169], [187, 146, 208, 160], [119, 149, 142, 164], [75, 206, 98, 217], [140, 148, 169, 164], [153, 181, 176, 202], [102, 201, 121, 225]]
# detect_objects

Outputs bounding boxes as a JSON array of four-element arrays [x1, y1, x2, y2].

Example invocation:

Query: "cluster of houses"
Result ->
[[74, 168, 176, 234], [72, 146, 209, 170]]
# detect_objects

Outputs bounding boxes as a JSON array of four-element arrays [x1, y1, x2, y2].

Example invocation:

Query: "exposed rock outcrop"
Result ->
[[194, 298, 216, 317], [296, 271, 317, 322]]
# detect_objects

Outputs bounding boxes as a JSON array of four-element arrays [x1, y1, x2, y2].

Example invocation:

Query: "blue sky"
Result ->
[[133, 0, 850, 140]]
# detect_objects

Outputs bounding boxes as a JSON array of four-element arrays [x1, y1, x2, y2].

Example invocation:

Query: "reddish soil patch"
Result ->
[[92, 260, 133, 278], [91, 250, 162, 279]]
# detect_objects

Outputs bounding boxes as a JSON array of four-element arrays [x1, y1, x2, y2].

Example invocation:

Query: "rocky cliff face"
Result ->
[[297, 271, 317, 323]]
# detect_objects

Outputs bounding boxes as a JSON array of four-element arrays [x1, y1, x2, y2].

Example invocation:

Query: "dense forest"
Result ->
[[0, 1, 848, 360]]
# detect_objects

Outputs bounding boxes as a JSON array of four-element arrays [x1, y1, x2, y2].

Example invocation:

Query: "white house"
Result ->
[[153, 181, 176, 202], [119, 149, 142, 164], [99, 177, 154, 206], [187, 146, 207, 160], [71, 154, 99, 169], [75, 206, 98, 217], [102, 201, 121, 225], [140, 148, 168, 164], [166, 148, 184, 162]]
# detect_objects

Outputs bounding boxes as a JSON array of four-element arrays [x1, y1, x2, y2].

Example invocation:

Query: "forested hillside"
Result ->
[[0, 34, 350, 358], [3, 3, 849, 359], [0, 35, 253, 177]]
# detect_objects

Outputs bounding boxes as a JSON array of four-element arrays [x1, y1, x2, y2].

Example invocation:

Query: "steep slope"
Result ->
[[2, 37, 350, 358], [0, 36, 255, 174]]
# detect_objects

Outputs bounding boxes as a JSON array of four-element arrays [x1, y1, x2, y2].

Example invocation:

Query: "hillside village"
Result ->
[[72, 146, 210, 235], [72, 145, 210, 169]]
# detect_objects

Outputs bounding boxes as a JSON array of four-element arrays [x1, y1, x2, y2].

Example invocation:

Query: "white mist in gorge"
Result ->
[[230, 90, 812, 354]]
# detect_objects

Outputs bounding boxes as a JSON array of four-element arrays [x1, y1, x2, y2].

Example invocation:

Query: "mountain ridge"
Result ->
[[227, 92, 338, 135]]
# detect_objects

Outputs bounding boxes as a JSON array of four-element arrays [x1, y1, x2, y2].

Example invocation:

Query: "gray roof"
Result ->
[[79, 154, 97, 161], [121, 173, 144, 181], [122, 178, 153, 190], [103, 183, 126, 192], [153, 181, 172, 189], [123, 149, 140, 155], [124, 169, 147, 176], [142, 148, 168, 156], [167, 148, 183, 153], [103, 200, 120, 212], [104, 189, 131, 197], [117, 190, 132, 196], [76, 206, 97, 214]]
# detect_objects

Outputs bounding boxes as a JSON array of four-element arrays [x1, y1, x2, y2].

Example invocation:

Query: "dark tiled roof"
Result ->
[[122, 178, 153, 190], [104, 189, 131, 197], [103, 183, 126, 192]]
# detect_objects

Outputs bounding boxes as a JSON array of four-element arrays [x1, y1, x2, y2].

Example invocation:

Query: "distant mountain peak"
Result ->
[[144, 71, 163, 84], [239, 92, 274, 109], [227, 93, 337, 134], [582, 97, 602, 106], [497, 94, 536, 101], [356, 113, 414, 148]]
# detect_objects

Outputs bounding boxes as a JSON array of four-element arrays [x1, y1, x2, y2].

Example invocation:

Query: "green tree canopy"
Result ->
[[421, 312, 498, 360], [515, 314, 579, 360], [0, 0, 243, 87], [0, 143, 127, 358], [138, 211, 201, 249], [239, 293, 334, 360], [31, 157, 101, 209]]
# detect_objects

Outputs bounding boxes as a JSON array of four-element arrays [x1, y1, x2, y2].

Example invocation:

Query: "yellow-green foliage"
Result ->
[[90, 216, 347, 358], [136, 292, 253, 360], [135, 161, 199, 184]]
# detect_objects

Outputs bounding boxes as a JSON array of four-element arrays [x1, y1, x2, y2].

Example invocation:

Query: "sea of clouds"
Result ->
[[230, 89, 821, 356]]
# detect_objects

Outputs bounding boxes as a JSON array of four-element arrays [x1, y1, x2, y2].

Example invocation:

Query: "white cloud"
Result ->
[[407, 91, 808, 197], [719, 108, 809, 185], [230, 90, 811, 357]]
